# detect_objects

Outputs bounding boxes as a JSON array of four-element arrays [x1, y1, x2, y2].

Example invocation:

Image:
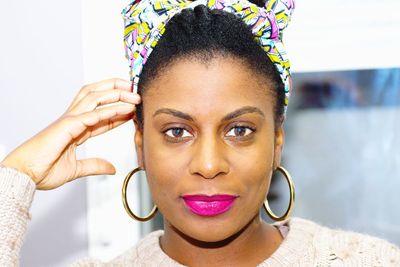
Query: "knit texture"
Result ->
[[0, 166, 36, 266], [1, 167, 400, 266]]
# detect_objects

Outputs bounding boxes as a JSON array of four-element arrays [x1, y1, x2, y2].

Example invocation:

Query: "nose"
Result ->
[[188, 132, 230, 179]]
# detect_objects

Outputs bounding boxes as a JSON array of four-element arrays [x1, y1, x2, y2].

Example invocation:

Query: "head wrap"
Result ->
[[122, 0, 295, 113]]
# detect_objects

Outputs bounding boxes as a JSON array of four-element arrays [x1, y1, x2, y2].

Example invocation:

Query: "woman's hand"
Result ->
[[1, 78, 140, 190]]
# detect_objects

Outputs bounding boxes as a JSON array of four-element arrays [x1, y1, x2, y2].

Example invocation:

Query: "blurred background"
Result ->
[[0, 0, 399, 266]]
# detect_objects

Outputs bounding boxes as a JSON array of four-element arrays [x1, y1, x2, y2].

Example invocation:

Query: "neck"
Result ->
[[159, 215, 283, 267]]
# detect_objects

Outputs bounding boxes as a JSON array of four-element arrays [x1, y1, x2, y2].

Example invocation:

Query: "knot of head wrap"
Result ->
[[122, 0, 295, 113]]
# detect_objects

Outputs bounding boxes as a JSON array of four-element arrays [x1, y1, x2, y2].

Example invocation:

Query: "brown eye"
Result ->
[[226, 126, 254, 137], [165, 128, 191, 138]]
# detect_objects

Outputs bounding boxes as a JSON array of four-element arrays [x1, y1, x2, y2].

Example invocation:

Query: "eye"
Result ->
[[226, 126, 255, 137], [164, 128, 192, 138]]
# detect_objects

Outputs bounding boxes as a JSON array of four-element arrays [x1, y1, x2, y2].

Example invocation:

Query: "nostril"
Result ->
[[190, 160, 230, 179]]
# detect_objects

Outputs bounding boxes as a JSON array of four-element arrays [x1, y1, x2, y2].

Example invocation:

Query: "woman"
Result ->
[[1, 0, 399, 266]]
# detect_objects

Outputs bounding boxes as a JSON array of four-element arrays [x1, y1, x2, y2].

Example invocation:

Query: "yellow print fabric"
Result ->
[[122, 0, 295, 113]]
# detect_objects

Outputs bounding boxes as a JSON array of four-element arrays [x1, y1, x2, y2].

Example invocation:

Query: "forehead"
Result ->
[[142, 56, 275, 120]]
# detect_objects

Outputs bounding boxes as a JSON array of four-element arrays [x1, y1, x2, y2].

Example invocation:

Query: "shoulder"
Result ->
[[287, 217, 400, 266], [70, 230, 171, 267]]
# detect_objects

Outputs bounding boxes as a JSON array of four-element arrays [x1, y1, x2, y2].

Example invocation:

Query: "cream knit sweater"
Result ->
[[1, 166, 400, 266]]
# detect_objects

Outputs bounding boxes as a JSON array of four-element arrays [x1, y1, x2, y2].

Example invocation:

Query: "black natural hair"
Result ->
[[136, 1, 285, 130]]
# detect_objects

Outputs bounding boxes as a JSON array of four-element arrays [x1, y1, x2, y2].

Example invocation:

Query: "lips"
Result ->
[[182, 194, 238, 217]]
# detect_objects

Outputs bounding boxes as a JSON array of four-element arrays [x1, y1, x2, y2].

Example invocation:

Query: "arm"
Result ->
[[0, 78, 140, 266], [0, 166, 36, 266]]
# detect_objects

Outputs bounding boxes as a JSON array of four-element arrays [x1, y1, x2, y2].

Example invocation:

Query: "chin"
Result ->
[[170, 213, 252, 245], [190, 225, 235, 243]]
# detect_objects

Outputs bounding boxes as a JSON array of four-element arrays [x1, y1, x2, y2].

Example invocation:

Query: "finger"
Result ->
[[67, 78, 132, 111], [63, 103, 136, 142], [76, 114, 133, 145], [74, 78, 132, 105], [67, 89, 140, 115], [73, 158, 116, 180]]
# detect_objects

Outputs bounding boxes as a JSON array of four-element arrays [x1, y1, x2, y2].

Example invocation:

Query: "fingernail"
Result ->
[[125, 93, 140, 102], [131, 93, 141, 103]]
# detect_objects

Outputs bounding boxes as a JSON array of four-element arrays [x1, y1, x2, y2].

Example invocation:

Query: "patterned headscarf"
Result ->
[[122, 0, 295, 112]]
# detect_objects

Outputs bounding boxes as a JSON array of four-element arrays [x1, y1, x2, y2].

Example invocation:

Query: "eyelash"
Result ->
[[163, 125, 256, 143]]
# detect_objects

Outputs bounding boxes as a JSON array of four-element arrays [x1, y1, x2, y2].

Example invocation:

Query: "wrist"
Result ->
[[0, 162, 37, 207], [1, 158, 33, 180]]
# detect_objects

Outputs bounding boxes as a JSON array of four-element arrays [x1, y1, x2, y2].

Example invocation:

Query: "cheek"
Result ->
[[230, 135, 275, 207], [234, 153, 272, 211], [141, 132, 188, 210]]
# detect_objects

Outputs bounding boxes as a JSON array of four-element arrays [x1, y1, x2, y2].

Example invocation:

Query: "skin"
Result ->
[[134, 55, 285, 266]]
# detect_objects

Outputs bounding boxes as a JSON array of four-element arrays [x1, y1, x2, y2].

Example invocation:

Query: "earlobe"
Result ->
[[273, 126, 285, 170], [133, 119, 145, 168]]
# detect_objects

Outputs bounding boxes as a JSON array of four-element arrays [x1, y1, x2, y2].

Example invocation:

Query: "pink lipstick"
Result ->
[[182, 194, 237, 217]]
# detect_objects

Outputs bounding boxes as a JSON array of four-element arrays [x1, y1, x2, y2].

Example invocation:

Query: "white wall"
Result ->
[[0, 1, 87, 266], [285, 0, 400, 72], [1, 0, 141, 265]]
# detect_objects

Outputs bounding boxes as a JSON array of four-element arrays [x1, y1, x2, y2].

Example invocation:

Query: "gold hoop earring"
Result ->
[[263, 166, 295, 222], [122, 167, 158, 222]]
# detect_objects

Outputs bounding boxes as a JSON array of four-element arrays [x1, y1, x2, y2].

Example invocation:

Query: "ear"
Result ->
[[133, 117, 145, 168], [273, 125, 285, 170]]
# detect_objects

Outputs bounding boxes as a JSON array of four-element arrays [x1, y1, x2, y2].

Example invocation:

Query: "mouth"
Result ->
[[181, 194, 238, 217]]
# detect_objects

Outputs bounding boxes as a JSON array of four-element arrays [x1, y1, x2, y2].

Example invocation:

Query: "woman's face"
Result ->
[[134, 56, 284, 242]]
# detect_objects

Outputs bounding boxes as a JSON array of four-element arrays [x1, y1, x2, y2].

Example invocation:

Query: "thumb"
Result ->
[[73, 158, 116, 180]]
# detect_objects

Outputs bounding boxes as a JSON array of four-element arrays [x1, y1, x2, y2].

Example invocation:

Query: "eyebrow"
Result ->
[[152, 106, 264, 122]]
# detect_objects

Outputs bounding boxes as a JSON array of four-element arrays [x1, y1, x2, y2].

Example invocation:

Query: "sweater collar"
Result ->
[[133, 217, 316, 266]]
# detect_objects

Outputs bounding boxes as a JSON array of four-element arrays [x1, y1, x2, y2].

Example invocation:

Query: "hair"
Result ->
[[136, 1, 286, 130]]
